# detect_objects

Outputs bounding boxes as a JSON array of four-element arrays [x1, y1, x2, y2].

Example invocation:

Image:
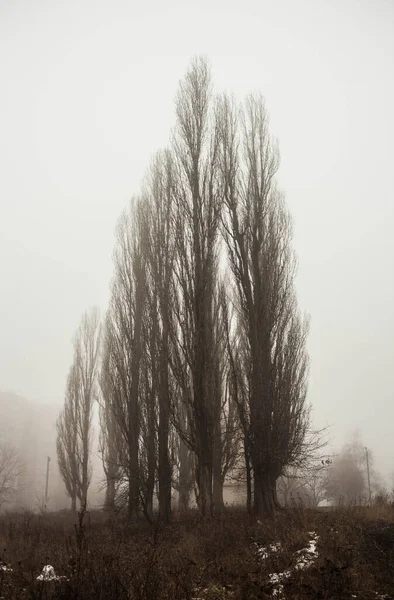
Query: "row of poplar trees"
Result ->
[[56, 57, 310, 521]]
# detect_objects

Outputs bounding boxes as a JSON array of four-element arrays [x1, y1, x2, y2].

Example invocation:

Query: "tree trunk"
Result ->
[[127, 368, 141, 519], [81, 434, 89, 507], [246, 466, 252, 515], [197, 461, 213, 517], [213, 446, 224, 512], [158, 334, 172, 522], [145, 424, 156, 523], [104, 475, 116, 511], [178, 438, 191, 512], [213, 476, 224, 511], [128, 275, 143, 519], [128, 444, 140, 518], [144, 492, 153, 522], [212, 384, 224, 512], [178, 487, 190, 512], [103, 420, 118, 512], [253, 469, 280, 517], [244, 442, 252, 515], [158, 413, 172, 521]]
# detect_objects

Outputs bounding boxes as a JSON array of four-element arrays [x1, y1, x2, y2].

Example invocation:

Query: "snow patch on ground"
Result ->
[[254, 541, 282, 559], [294, 532, 319, 571], [254, 531, 320, 598], [37, 565, 68, 582]]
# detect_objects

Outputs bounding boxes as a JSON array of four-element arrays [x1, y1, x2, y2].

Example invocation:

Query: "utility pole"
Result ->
[[365, 447, 372, 506], [45, 456, 51, 509]]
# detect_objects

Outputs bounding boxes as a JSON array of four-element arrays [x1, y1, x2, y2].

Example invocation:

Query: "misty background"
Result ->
[[1, 0, 393, 506]]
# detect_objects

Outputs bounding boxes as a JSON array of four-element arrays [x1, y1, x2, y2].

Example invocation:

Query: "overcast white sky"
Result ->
[[1, 0, 394, 477]]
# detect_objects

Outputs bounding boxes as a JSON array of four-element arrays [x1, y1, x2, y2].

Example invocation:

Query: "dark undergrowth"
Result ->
[[0, 505, 393, 599]]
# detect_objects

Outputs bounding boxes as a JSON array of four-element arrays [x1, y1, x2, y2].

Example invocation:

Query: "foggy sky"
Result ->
[[1, 0, 394, 478]]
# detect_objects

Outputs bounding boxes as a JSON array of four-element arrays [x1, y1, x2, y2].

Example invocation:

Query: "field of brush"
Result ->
[[0, 506, 393, 599]]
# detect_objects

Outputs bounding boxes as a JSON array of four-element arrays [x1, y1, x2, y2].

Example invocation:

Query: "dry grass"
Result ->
[[0, 505, 393, 599]]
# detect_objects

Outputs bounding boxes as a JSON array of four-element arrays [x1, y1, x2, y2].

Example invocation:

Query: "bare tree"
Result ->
[[222, 290, 254, 513], [57, 308, 101, 510], [324, 438, 370, 505], [0, 438, 23, 511], [218, 92, 310, 516], [277, 467, 304, 507], [138, 320, 158, 522], [171, 404, 194, 512], [99, 338, 124, 511], [96, 56, 311, 520], [212, 283, 242, 509], [324, 453, 365, 506], [169, 57, 223, 516], [104, 200, 149, 518], [302, 463, 331, 507], [177, 438, 194, 512], [57, 364, 80, 513], [144, 151, 175, 522], [74, 308, 101, 505], [277, 463, 328, 507]]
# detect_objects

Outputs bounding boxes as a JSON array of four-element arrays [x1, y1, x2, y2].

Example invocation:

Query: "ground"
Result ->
[[0, 505, 393, 599]]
